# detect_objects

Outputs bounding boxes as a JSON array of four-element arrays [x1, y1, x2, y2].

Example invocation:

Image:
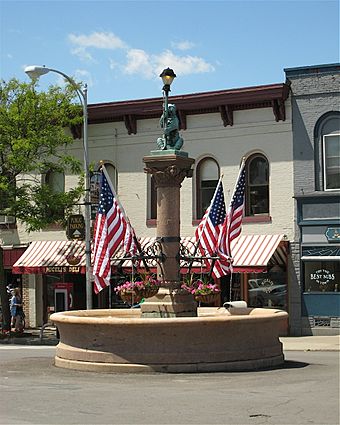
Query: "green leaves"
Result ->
[[0, 78, 84, 231]]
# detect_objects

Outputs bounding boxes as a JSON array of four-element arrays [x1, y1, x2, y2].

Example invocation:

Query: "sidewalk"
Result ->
[[0, 327, 59, 345], [280, 335, 339, 351], [1, 328, 339, 350]]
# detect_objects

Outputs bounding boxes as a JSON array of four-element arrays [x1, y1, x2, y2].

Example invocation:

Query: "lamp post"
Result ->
[[159, 68, 176, 145], [25, 65, 92, 310]]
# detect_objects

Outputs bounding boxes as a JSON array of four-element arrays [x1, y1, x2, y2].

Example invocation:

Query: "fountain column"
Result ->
[[141, 152, 196, 317]]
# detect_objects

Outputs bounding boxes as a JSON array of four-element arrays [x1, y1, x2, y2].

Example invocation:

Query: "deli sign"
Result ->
[[310, 269, 335, 286]]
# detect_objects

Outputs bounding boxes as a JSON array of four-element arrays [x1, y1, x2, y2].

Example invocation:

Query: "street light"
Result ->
[[159, 67, 176, 94], [25, 65, 92, 310], [159, 68, 176, 147]]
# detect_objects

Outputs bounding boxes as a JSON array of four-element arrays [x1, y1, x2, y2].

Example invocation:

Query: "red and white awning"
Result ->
[[12, 240, 86, 274], [231, 234, 286, 272], [12, 234, 287, 275]]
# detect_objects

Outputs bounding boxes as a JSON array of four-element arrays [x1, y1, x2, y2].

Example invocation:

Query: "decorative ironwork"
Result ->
[[111, 237, 219, 277], [179, 239, 218, 275], [302, 246, 340, 257], [111, 238, 164, 272]]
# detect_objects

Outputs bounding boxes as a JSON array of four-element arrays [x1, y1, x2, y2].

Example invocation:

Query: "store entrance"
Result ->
[[43, 273, 86, 323]]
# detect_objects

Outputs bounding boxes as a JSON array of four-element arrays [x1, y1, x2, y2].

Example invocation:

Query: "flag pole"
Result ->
[[100, 163, 149, 272], [225, 158, 246, 302], [188, 174, 224, 277]]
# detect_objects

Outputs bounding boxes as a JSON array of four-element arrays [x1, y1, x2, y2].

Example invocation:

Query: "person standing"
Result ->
[[10, 288, 24, 333]]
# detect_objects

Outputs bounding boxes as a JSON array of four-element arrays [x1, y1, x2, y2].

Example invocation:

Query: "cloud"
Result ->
[[67, 31, 214, 81], [69, 31, 127, 50], [124, 49, 154, 78], [171, 40, 195, 51], [123, 48, 215, 79], [69, 31, 127, 61], [154, 50, 215, 75]]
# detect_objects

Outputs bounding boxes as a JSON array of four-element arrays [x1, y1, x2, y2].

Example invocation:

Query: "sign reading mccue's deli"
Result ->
[[44, 266, 81, 273], [67, 214, 85, 240]]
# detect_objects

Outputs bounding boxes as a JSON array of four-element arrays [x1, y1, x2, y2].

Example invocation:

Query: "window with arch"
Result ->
[[314, 112, 340, 191], [245, 154, 269, 216], [196, 157, 220, 219], [45, 170, 65, 220], [323, 134, 340, 190]]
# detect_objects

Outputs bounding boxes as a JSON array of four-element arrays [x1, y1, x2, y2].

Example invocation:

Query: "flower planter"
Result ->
[[139, 287, 159, 299], [194, 293, 219, 304], [119, 287, 159, 304], [119, 290, 143, 305]]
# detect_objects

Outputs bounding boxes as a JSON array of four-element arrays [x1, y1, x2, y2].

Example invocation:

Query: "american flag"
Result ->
[[93, 169, 128, 293], [123, 221, 138, 257], [195, 179, 231, 278], [218, 161, 246, 271]]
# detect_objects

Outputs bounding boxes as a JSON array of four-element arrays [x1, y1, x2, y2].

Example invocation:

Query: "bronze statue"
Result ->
[[157, 104, 184, 151]]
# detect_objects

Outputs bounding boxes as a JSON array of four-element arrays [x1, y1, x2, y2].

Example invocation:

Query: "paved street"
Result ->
[[0, 346, 339, 425]]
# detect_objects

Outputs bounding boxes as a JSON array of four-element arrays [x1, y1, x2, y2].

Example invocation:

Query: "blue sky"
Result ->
[[1, 0, 339, 104]]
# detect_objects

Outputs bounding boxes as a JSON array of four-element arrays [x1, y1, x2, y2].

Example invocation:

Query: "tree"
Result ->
[[0, 78, 84, 332]]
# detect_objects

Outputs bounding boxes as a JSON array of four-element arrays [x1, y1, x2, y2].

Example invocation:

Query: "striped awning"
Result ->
[[12, 234, 287, 275], [231, 234, 286, 272], [12, 240, 86, 274]]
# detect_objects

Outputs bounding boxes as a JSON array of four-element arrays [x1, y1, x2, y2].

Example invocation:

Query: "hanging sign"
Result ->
[[325, 227, 340, 242], [67, 214, 85, 240]]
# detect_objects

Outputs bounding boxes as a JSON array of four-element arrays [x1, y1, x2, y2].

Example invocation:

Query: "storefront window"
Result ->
[[247, 266, 287, 309], [303, 261, 340, 292]]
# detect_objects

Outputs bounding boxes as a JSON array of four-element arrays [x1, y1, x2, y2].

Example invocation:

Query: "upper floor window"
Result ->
[[323, 134, 340, 190], [196, 157, 219, 219], [245, 154, 269, 216], [314, 112, 340, 191], [104, 163, 117, 190], [45, 170, 65, 194], [45, 170, 65, 220]]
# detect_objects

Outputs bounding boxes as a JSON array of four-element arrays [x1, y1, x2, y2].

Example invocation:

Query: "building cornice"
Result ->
[[84, 83, 290, 135]]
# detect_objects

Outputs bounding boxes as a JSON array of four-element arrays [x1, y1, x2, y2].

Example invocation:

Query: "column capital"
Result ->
[[143, 154, 195, 188]]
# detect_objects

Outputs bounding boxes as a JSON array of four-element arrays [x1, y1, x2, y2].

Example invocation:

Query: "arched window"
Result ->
[[45, 170, 65, 194], [196, 157, 220, 219], [45, 170, 65, 220], [245, 154, 269, 216], [104, 163, 117, 190], [314, 112, 340, 191], [323, 134, 340, 190]]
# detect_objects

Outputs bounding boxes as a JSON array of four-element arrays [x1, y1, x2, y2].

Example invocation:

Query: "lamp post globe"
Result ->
[[159, 67, 176, 93]]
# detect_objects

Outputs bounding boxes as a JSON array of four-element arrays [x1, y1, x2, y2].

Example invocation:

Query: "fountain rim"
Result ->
[[51, 307, 288, 326]]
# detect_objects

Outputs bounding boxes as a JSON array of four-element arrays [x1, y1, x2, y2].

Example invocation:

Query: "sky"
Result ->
[[1, 0, 339, 104]]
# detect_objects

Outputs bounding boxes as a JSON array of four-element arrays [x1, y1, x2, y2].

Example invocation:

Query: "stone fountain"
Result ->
[[51, 69, 288, 373]]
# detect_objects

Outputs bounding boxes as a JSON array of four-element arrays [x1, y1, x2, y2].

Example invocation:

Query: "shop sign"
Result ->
[[67, 214, 85, 240], [310, 269, 335, 286], [44, 266, 81, 273], [325, 227, 340, 242], [90, 173, 100, 220]]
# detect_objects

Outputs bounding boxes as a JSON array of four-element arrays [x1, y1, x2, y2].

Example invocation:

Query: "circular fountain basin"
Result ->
[[51, 307, 288, 373]]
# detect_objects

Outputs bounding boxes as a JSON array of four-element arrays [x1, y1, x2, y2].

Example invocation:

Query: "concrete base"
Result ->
[[55, 353, 284, 373], [51, 307, 288, 373], [141, 287, 197, 317]]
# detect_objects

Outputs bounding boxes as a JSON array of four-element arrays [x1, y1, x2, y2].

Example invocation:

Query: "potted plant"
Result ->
[[114, 272, 161, 305], [181, 275, 220, 304]]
